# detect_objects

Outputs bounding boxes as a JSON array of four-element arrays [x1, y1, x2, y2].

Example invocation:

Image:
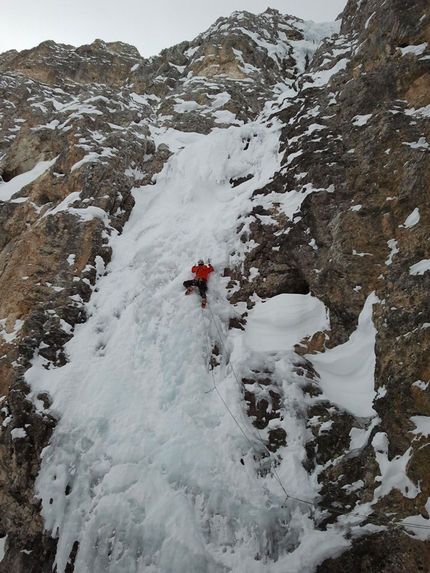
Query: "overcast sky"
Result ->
[[1, 0, 348, 58]]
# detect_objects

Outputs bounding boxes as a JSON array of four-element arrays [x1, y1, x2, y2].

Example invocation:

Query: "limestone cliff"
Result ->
[[229, 0, 430, 569], [0, 0, 429, 571]]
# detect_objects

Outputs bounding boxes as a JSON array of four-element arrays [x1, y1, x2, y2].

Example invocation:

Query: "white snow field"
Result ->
[[25, 117, 378, 572]]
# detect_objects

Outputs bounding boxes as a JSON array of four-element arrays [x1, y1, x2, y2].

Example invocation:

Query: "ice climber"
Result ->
[[183, 260, 214, 308]]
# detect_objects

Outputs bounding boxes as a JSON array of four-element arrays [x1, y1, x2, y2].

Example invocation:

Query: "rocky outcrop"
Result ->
[[0, 377, 57, 573], [0, 39, 141, 87], [316, 529, 430, 573], [129, 10, 334, 130]]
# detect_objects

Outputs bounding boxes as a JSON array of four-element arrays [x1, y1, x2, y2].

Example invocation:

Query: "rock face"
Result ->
[[229, 0, 430, 568], [0, 0, 429, 571]]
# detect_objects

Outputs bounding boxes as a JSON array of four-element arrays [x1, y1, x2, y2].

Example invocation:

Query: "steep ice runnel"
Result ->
[[28, 120, 349, 573]]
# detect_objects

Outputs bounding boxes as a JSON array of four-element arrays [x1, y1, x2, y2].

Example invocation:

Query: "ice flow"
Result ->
[[27, 120, 354, 573]]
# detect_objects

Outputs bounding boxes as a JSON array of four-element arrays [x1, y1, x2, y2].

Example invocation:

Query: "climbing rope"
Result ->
[[202, 302, 311, 505], [200, 300, 430, 533], [201, 306, 258, 451]]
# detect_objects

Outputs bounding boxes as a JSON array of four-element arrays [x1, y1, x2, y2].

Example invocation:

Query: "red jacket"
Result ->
[[192, 264, 214, 281]]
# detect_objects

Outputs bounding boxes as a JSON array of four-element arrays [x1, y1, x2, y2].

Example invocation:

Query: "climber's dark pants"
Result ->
[[183, 278, 208, 298]]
